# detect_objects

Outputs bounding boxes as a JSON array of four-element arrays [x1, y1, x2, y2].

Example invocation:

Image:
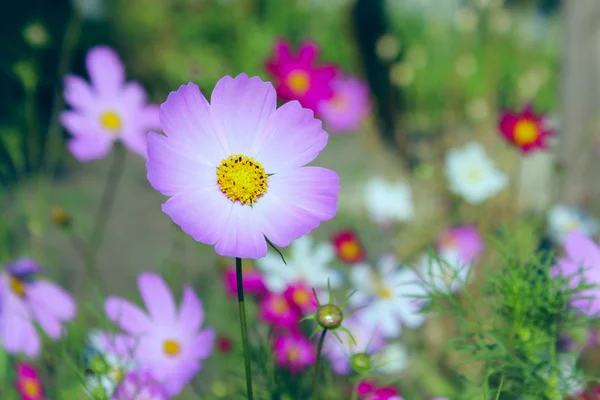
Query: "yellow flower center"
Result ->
[[330, 94, 348, 110], [273, 297, 289, 314], [163, 339, 181, 357], [513, 119, 539, 146], [287, 346, 300, 362], [378, 286, 393, 299], [99, 111, 122, 131], [285, 70, 310, 96], [465, 167, 482, 183], [109, 368, 124, 383], [9, 276, 26, 297], [23, 379, 40, 396], [216, 154, 268, 205], [292, 289, 310, 305], [339, 241, 361, 260]]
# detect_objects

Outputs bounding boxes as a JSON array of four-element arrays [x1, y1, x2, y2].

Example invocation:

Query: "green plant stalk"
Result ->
[[312, 328, 328, 400], [236, 257, 254, 400]]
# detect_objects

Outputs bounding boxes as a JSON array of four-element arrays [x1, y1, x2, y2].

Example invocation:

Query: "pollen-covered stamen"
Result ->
[[99, 111, 122, 132], [22, 379, 40, 397], [216, 154, 268, 205], [513, 119, 539, 146], [9, 276, 26, 297], [163, 339, 181, 357], [339, 241, 360, 260], [287, 346, 300, 362], [286, 70, 310, 96]]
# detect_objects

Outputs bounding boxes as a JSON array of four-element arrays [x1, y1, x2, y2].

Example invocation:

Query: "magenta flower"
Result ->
[[265, 39, 337, 113], [60, 46, 160, 161], [15, 362, 44, 400], [552, 230, 600, 316], [273, 331, 316, 374], [322, 310, 385, 375], [112, 370, 168, 400], [356, 380, 402, 400], [318, 75, 371, 133], [105, 272, 215, 396], [498, 104, 552, 154], [146, 73, 340, 259], [0, 258, 76, 357], [223, 265, 267, 299], [284, 281, 318, 315], [437, 225, 484, 265], [258, 292, 301, 328]]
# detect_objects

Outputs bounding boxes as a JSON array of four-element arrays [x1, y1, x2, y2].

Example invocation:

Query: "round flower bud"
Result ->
[[350, 352, 372, 374], [89, 356, 109, 376], [316, 304, 343, 329]]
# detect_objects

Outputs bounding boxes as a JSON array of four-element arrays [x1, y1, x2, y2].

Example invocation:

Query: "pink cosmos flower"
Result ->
[[223, 264, 267, 298], [105, 272, 215, 396], [112, 370, 168, 400], [437, 225, 484, 265], [273, 331, 316, 374], [323, 310, 385, 375], [265, 39, 337, 113], [284, 281, 318, 314], [552, 230, 600, 316], [60, 46, 160, 161], [356, 380, 402, 400], [498, 104, 552, 154], [15, 362, 44, 400], [258, 292, 301, 328], [0, 258, 76, 357], [318, 75, 371, 133], [146, 73, 340, 259]]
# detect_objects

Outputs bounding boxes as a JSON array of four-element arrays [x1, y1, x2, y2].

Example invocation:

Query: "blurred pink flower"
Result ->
[[437, 225, 484, 265], [0, 258, 76, 357], [105, 272, 215, 396], [223, 265, 267, 299], [498, 104, 552, 154], [284, 281, 318, 315], [14, 362, 44, 400], [265, 39, 337, 113], [318, 75, 371, 133], [112, 370, 168, 400], [146, 73, 339, 259], [60, 46, 160, 161], [552, 230, 600, 316], [356, 379, 402, 400], [273, 331, 316, 374], [258, 292, 301, 328]]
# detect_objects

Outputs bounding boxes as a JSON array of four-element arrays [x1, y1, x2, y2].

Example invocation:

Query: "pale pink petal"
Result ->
[[252, 100, 328, 173], [141, 105, 161, 130], [146, 132, 215, 196], [60, 110, 101, 138], [27, 280, 76, 321], [210, 73, 277, 155], [105, 297, 152, 335], [253, 166, 340, 247], [159, 83, 228, 166], [68, 136, 114, 161], [160, 361, 200, 397], [122, 82, 147, 109], [213, 204, 268, 259], [64, 75, 96, 111], [564, 230, 600, 268], [121, 130, 149, 158], [29, 306, 63, 339], [138, 273, 177, 326], [161, 187, 231, 245], [86, 46, 125, 97], [178, 287, 203, 333], [21, 318, 41, 358], [0, 293, 40, 357], [191, 328, 215, 359]]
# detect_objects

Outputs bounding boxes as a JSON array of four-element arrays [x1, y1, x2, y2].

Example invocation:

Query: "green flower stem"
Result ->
[[312, 328, 328, 400], [236, 257, 254, 400]]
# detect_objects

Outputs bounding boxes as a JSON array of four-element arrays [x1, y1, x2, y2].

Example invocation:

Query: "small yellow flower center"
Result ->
[[273, 297, 289, 314], [9, 276, 26, 297], [286, 70, 310, 96], [440, 234, 458, 250], [465, 167, 482, 183], [163, 339, 181, 357], [330, 94, 348, 110], [216, 154, 268, 205], [339, 241, 361, 260], [513, 119, 539, 146], [378, 286, 393, 299], [109, 368, 124, 383], [287, 346, 300, 362], [99, 111, 122, 131], [292, 289, 310, 305], [23, 379, 40, 396]]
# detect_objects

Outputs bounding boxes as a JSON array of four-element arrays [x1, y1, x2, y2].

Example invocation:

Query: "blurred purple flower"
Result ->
[[105, 272, 214, 396], [0, 258, 76, 357], [60, 46, 160, 161], [318, 75, 371, 134], [437, 225, 484, 265], [112, 369, 168, 400]]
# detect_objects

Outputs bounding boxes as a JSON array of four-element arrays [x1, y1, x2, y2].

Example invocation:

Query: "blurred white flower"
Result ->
[[364, 176, 414, 225], [465, 98, 490, 122], [455, 54, 477, 78], [256, 235, 341, 293], [373, 342, 409, 374], [350, 254, 426, 338], [417, 250, 470, 294], [445, 141, 509, 205], [557, 353, 585, 396], [390, 62, 415, 87], [455, 7, 479, 33], [376, 34, 401, 62], [547, 205, 599, 244]]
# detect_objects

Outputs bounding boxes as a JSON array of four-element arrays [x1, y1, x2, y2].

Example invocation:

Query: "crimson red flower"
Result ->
[[498, 104, 553, 154], [332, 230, 365, 264], [284, 281, 318, 314], [216, 335, 233, 354], [14, 362, 44, 400], [573, 386, 600, 400], [265, 39, 337, 113]]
